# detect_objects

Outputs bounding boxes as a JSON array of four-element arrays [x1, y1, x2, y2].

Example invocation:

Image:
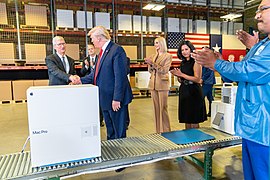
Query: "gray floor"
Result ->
[[0, 95, 243, 180]]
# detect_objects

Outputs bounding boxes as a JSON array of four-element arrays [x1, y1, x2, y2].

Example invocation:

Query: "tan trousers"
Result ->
[[151, 90, 171, 133]]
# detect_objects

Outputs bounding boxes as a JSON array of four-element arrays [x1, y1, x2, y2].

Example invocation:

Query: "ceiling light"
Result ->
[[143, 4, 165, 11], [220, 13, 242, 20]]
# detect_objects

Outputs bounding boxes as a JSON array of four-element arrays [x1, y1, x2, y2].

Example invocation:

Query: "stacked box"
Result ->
[[194, 0, 206, 6], [193, 20, 207, 34], [133, 15, 147, 32], [234, 0, 244, 9], [222, 22, 228, 35], [148, 16, 162, 32], [168, 17, 180, 32], [210, 21, 221, 35], [33, 80, 49, 86], [0, 81, 12, 101], [180, 19, 192, 33], [210, 0, 221, 7], [118, 14, 132, 31], [12, 80, 34, 101], [76, 11, 93, 29]]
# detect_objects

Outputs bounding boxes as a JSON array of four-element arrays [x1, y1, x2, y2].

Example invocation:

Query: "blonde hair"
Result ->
[[155, 37, 167, 53], [88, 26, 111, 40]]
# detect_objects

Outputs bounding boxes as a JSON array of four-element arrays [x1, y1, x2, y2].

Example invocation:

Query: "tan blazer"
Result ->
[[148, 53, 172, 91]]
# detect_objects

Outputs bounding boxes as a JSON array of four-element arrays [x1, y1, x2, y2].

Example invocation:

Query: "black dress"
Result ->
[[178, 58, 207, 123]]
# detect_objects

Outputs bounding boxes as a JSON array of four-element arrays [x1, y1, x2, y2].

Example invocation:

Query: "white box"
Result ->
[[133, 15, 146, 32], [228, 21, 234, 35], [167, 0, 179, 3], [211, 101, 235, 135], [27, 85, 101, 167], [234, 0, 244, 9], [94, 12, 110, 29], [210, 21, 221, 34], [135, 71, 150, 89], [56, 9, 74, 28], [180, 0, 192, 4], [180, 19, 192, 33], [76, 11, 93, 29], [222, 21, 228, 35], [118, 14, 132, 31], [233, 23, 243, 34], [193, 20, 207, 34], [210, 0, 221, 7], [194, 0, 206, 6], [148, 16, 162, 32], [168, 17, 180, 32]]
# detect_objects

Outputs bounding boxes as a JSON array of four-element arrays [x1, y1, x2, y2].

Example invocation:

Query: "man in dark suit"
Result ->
[[80, 44, 98, 76], [45, 36, 80, 85], [81, 26, 133, 140]]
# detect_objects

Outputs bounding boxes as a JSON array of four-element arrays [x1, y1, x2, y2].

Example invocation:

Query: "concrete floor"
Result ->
[[0, 95, 243, 180]]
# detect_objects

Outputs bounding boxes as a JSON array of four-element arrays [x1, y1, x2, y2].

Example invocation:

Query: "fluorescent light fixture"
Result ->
[[143, 4, 156, 10], [220, 13, 242, 20], [143, 4, 165, 11]]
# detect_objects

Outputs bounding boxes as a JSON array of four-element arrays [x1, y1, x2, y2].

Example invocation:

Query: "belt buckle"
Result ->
[[183, 80, 189, 85]]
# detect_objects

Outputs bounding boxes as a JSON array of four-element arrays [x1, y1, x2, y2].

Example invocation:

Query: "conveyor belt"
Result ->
[[0, 128, 241, 180]]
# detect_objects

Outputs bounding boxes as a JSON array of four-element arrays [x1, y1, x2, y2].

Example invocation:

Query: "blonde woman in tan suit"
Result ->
[[144, 37, 172, 133]]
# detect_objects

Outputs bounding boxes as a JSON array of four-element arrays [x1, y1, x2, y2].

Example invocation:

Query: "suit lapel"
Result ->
[[155, 53, 166, 64], [96, 41, 112, 77]]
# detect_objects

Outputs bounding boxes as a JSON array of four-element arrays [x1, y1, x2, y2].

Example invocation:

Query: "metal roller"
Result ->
[[0, 128, 241, 180]]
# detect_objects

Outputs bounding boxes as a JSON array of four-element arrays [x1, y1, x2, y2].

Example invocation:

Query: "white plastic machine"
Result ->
[[211, 83, 237, 135], [27, 85, 101, 167]]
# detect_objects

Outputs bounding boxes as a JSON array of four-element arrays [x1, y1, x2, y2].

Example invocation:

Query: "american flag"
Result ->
[[167, 32, 210, 61], [167, 32, 184, 62]]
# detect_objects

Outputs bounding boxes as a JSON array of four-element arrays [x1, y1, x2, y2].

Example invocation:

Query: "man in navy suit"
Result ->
[[81, 26, 133, 140], [46, 36, 80, 85]]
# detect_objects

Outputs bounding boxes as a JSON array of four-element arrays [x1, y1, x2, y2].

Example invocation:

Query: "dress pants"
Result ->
[[151, 90, 171, 133], [242, 138, 269, 180], [103, 105, 128, 140]]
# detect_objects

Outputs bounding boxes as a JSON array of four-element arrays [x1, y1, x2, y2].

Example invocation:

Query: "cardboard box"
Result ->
[[12, 80, 34, 101], [33, 79, 49, 86], [0, 81, 12, 101], [27, 85, 101, 167]]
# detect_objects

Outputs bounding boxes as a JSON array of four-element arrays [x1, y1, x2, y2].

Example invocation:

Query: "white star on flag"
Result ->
[[212, 44, 221, 52]]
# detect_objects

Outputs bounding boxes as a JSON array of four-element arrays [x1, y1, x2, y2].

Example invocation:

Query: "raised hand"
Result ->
[[236, 30, 259, 49]]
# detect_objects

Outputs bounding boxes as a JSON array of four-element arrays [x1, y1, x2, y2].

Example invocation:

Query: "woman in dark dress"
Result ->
[[171, 41, 207, 129]]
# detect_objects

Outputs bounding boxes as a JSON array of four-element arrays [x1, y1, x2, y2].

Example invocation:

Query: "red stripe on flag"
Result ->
[[185, 33, 210, 50], [168, 49, 180, 62]]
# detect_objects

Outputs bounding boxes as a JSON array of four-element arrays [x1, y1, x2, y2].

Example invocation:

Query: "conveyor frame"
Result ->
[[0, 128, 242, 180]]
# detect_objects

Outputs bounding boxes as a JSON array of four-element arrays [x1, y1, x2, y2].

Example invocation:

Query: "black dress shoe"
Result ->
[[115, 167, 125, 172]]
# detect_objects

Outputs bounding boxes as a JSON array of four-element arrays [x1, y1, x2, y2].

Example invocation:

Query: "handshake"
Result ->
[[69, 75, 82, 85]]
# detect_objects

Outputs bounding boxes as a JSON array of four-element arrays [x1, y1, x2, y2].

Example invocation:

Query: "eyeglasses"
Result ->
[[56, 43, 66, 46], [255, 6, 270, 14]]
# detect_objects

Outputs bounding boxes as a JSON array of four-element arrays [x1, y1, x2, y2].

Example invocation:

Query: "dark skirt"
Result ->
[[178, 83, 207, 124]]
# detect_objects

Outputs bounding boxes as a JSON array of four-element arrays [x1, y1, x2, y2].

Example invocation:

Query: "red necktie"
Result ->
[[94, 49, 103, 85]]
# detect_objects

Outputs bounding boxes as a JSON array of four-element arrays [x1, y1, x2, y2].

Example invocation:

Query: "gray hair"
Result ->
[[52, 36, 65, 46]]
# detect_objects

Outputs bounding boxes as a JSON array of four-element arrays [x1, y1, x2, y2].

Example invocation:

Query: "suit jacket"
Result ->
[[45, 54, 76, 85], [80, 56, 98, 76], [148, 53, 172, 91], [81, 41, 133, 110]]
